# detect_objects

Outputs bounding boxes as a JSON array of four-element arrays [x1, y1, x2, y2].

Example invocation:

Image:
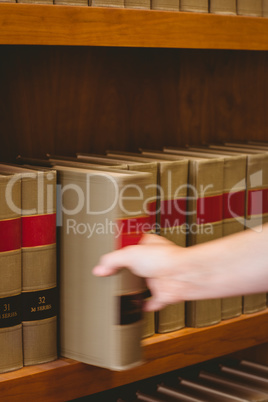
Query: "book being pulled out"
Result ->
[[56, 165, 154, 370]]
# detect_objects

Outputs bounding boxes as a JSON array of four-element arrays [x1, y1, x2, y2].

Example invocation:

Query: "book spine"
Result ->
[[180, 0, 208, 12], [210, 0, 237, 14], [21, 171, 57, 366], [17, 0, 53, 3], [221, 156, 245, 320], [237, 0, 262, 16], [0, 174, 23, 373], [91, 0, 124, 6], [54, 0, 89, 4], [125, 0, 151, 9], [242, 154, 268, 313], [263, 0, 268, 17], [156, 161, 188, 333], [186, 159, 224, 327], [151, 0, 179, 10]]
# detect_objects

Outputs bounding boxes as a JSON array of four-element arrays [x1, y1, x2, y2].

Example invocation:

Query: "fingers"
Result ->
[[92, 245, 141, 277], [139, 233, 174, 246]]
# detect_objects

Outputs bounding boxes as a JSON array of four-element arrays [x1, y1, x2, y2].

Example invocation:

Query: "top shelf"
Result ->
[[1, 3, 268, 49]]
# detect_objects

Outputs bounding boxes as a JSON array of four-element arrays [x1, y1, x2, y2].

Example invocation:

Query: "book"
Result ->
[[54, 0, 88, 5], [180, 372, 264, 402], [0, 173, 23, 373], [55, 165, 153, 370], [107, 151, 188, 334], [210, 0, 236, 15], [17, 0, 53, 3], [146, 149, 224, 328], [207, 144, 268, 314], [186, 147, 247, 319], [219, 364, 268, 390], [237, 0, 262, 16], [125, 0, 150, 9], [180, 0, 208, 12], [0, 164, 57, 366], [151, 0, 179, 11], [198, 370, 268, 401], [157, 382, 244, 402], [92, 0, 124, 7], [76, 153, 158, 339]]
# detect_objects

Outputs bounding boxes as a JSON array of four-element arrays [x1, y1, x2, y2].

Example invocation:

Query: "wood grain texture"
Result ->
[[0, 46, 268, 162], [1, 4, 268, 49], [0, 310, 267, 401]]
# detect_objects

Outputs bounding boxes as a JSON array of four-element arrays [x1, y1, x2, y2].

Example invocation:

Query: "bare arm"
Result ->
[[93, 224, 268, 311]]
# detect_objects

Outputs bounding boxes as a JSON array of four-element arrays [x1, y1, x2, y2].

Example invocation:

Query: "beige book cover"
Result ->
[[151, 0, 179, 11], [76, 153, 158, 339], [0, 173, 23, 373], [54, 0, 88, 5], [0, 164, 57, 366], [237, 0, 262, 16], [199, 370, 268, 401], [210, 0, 236, 15], [17, 0, 53, 3], [145, 149, 224, 328], [55, 165, 153, 370], [180, 376, 261, 401], [220, 364, 268, 390], [92, 0, 124, 7], [125, 0, 150, 9], [157, 383, 244, 401], [208, 145, 268, 313], [107, 151, 188, 334], [187, 147, 247, 319], [180, 0, 208, 12]]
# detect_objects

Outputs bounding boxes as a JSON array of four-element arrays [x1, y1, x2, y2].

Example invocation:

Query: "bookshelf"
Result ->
[[0, 4, 268, 401]]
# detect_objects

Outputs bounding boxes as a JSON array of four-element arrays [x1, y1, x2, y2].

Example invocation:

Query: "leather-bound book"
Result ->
[[208, 144, 268, 314], [107, 150, 188, 334], [187, 146, 247, 319], [0, 173, 23, 373], [151, 0, 179, 11], [237, 0, 262, 16], [125, 0, 150, 9], [180, 0, 208, 12], [56, 165, 153, 370], [0, 164, 57, 366], [210, 0, 236, 15], [152, 148, 224, 328], [54, 0, 88, 5], [92, 0, 124, 7], [76, 152, 158, 339]]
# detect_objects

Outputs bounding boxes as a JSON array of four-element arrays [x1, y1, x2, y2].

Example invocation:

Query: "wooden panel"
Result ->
[[0, 310, 267, 401], [1, 4, 268, 49], [0, 46, 268, 162]]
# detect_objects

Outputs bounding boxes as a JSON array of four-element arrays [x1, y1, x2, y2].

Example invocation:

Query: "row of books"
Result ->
[[114, 358, 268, 401], [1, 0, 268, 17], [1, 140, 268, 373]]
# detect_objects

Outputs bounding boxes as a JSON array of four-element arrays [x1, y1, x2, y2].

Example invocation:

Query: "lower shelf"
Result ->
[[0, 309, 268, 401]]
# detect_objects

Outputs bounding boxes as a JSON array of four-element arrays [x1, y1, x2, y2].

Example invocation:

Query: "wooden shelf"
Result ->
[[1, 3, 268, 49], [0, 310, 268, 401]]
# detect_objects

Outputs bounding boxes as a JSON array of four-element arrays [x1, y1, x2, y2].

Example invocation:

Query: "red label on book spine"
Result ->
[[0, 218, 21, 252], [223, 190, 245, 219], [197, 194, 223, 224], [116, 215, 152, 249], [248, 188, 268, 217], [160, 198, 187, 228], [22, 213, 56, 248]]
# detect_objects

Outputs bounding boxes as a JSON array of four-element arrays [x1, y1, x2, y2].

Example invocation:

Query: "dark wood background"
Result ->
[[0, 45, 267, 162]]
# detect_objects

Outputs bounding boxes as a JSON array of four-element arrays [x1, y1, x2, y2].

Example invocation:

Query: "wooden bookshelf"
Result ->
[[1, 3, 268, 401], [0, 310, 267, 401], [1, 3, 268, 49]]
